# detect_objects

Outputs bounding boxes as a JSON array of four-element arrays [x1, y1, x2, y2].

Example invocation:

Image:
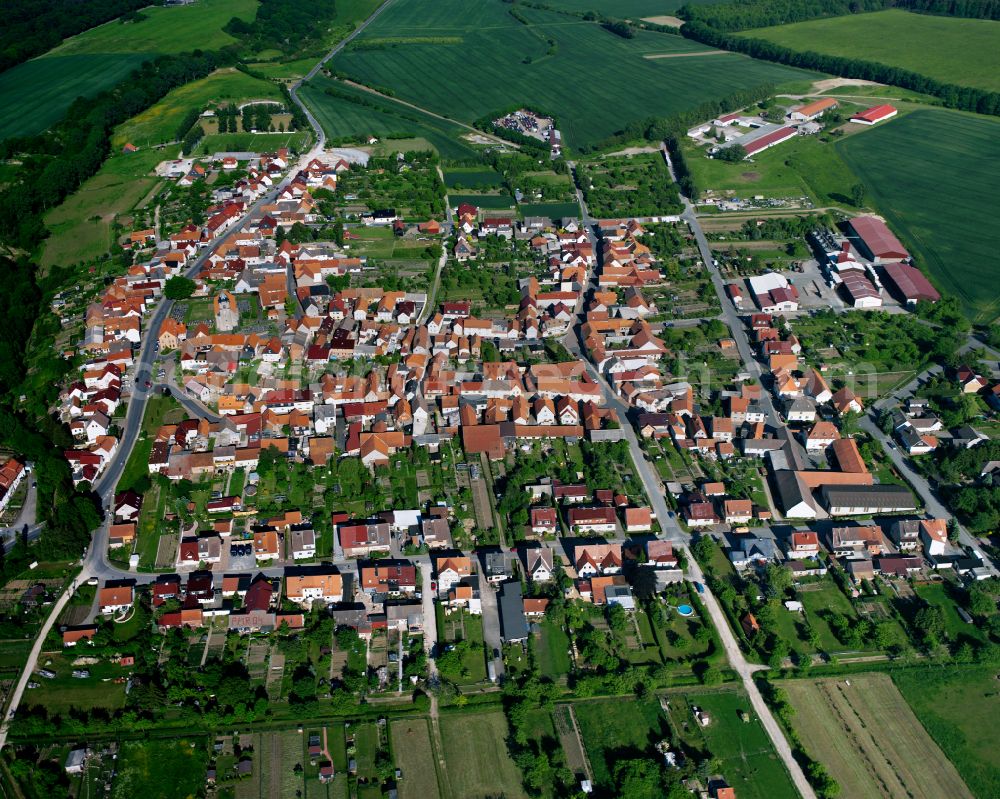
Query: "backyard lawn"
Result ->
[[439, 711, 526, 799], [111, 738, 208, 799]]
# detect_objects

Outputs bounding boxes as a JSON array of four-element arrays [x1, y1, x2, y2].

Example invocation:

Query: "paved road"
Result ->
[[477, 576, 505, 682], [416, 166, 453, 326], [563, 159, 816, 799], [860, 417, 996, 574], [419, 561, 439, 679], [286, 0, 397, 153], [0, 480, 37, 545], [0, 573, 84, 749]]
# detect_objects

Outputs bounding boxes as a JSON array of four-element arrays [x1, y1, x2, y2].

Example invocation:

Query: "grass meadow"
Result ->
[[683, 133, 859, 205], [41, 148, 165, 270], [836, 109, 1000, 323], [574, 697, 668, 791], [744, 10, 1000, 93], [390, 719, 441, 799], [111, 739, 208, 799], [323, 0, 811, 150], [0, 0, 258, 139], [439, 710, 527, 798]]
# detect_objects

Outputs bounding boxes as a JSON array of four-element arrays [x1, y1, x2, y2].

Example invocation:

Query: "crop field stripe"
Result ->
[[784, 675, 974, 799], [643, 50, 728, 58], [324, 0, 812, 149]]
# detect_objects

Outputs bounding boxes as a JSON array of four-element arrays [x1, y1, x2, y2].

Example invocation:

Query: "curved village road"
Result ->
[[564, 156, 817, 799], [0, 1, 397, 753]]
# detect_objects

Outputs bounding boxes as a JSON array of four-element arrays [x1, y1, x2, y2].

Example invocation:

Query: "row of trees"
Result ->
[[679, 0, 1000, 30], [0, 0, 153, 73], [0, 49, 230, 248], [680, 21, 1000, 117]]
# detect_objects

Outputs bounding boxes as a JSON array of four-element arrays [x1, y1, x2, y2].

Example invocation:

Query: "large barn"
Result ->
[[847, 216, 910, 263], [881, 262, 941, 305]]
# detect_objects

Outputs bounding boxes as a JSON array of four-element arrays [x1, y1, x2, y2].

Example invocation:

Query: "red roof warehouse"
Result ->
[[850, 104, 897, 125], [847, 216, 910, 263], [881, 262, 941, 305]]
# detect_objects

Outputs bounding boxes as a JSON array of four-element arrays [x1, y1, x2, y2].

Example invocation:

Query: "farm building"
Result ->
[[819, 484, 917, 515], [839, 270, 882, 308], [789, 97, 838, 121], [847, 216, 910, 263], [748, 273, 799, 313], [851, 104, 898, 125], [881, 262, 941, 305], [719, 124, 798, 158]]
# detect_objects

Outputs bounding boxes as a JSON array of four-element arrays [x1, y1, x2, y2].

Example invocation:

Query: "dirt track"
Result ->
[[644, 50, 727, 59]]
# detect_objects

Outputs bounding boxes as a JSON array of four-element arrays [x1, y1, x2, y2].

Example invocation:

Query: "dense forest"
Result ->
[[0, 255, 102, 578], [0, 0, 156, 74]]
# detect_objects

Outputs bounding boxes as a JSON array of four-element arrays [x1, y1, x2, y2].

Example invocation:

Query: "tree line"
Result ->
[[680, 21, 1000, 117], [678, 0, 1000, 31], [0, 0, 156, 74], [675, 0, 1000, 116], [0, 49, 232, 249]]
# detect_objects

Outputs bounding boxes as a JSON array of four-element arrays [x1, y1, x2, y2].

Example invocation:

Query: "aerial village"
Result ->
[[45, 120, 996, 685]]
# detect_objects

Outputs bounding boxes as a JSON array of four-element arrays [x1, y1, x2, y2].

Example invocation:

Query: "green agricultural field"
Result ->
[[298, 77, 481, 159], [535, 617, 573, 679], [324, 0, 812, 150], [743, 10, 1000, 93], [112, 68, 284, 149], [41, 148, 164, 270], [445, 168, 505, 189], [196, 131, 311, 155], [439, 711, 527, 798], [449, 193, 516, 210], [836, 109, 1000, 322], [520, 201, 580, 219], [111, 738, 208, 799], [0, 54, 151, 140], [0, 0, 259, 139], [893, 666, 1000, 799]]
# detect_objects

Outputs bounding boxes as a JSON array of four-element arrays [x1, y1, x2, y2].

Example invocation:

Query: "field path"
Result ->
[[336, 78, 515, 147], [643, 50, 728, 59], [427, 694, 455, 799]]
